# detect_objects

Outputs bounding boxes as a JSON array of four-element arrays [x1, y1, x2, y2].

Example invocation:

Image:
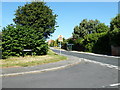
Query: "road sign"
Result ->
[[58, 35, 63, 42]]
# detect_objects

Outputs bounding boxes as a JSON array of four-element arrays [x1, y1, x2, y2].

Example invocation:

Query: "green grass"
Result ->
[[53, 47, 60, 49], [0, 50, 67, 68]]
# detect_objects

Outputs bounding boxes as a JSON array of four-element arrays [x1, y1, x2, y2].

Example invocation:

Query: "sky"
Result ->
[[1, 2, 118, 40]]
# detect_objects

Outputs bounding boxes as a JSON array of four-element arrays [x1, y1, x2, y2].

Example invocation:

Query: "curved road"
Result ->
[[51, 48, 119, 66], [2, 49, 119, 88]]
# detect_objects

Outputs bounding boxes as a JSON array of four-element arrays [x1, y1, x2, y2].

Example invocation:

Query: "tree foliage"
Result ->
[[71, 19, 110, 54], [0, 32, 2, 40], [72, 19, 100, 39], [95, 23, 109, 33], [2, 2, 57, 59], [2, 25, 48, 59], [13, 2, 57, 39], [49, 40, 55, 47], [110, 14, 120, 31], [109, 14, 120, 46], [0, 32, 2, 51], [72, 19, 109, 39], [82, 32, 111, 54]]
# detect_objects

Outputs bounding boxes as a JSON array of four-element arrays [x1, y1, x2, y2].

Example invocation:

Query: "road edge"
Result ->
[[51, 47, 119, 58], [0, 59, 81, 77]]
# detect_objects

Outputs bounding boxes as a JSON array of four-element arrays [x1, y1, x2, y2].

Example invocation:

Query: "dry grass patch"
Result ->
[[0, 50, 67, 68]]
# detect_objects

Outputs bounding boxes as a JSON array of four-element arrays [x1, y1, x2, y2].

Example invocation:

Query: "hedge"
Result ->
[[82, 32, 111, 55], [2, 25, 48, 59]]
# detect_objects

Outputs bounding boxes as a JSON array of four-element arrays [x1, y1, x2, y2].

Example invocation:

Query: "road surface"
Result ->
[[2, 49, 119, 88], [51, 48, 119, 66]]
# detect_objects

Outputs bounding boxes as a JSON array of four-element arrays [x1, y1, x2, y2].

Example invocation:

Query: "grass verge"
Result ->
[[53, 47, 60, 49], [0, 50, 67, 68]]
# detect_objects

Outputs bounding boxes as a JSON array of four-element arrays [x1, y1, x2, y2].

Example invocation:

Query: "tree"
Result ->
[[53, 41, 58, 47], [72, 19, 100, 39], [72, 25, 86, 39], [95, 23, 109, 33], [110, 14, 120, 32], [0, 32, 2, 40], [13, 2, 57, 39], [86, 19, 99, 34], [109, 14, 120, 46], [0, 32, 2, 51], [72, 19, 110, 53], [49, 40, 55, 47], [2, 2, 58, 58]]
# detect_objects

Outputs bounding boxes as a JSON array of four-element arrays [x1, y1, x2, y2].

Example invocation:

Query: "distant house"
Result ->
[[48, 39, 54, 45]]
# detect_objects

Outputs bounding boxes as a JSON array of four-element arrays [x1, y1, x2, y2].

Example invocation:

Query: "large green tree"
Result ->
[[13, 2, 57, 38], [72, 19, 109, 39], [2, 2, 57, 59], [72, 19, 100, 39], [95, 23, 109, 33]]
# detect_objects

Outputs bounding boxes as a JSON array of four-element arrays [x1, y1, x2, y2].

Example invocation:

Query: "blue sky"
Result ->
[[1, 2, 118, 40]]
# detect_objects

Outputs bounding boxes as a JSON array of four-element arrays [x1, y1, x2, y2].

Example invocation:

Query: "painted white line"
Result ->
[[71, 51, 119, 58], [82, 58, 119, 70], [102, 83, 120, 88], [109, 83, 120, 87]]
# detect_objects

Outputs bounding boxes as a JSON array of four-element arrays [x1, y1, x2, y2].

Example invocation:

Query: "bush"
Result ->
[[109, 14, 120, 46], [83, 33, 99, 52], [83, 32, 111, 55], [2, 25, 48, 59], [61, 38, 85, 51], [72, 38, 84, 51], [92, 33, 111, 55], [109, 28, 120, 46]]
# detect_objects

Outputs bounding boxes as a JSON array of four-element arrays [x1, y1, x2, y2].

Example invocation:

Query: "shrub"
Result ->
[[92, 33, 111, 55], [2, 25, 48, 59], [72, 38, 84, 51], [83, 32, 111, 55], [109, 14, 120, 46], [109, 28, 120, 46]]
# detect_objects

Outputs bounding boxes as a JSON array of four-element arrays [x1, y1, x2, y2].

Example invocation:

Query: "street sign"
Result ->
[[58, 35, 63, 42]]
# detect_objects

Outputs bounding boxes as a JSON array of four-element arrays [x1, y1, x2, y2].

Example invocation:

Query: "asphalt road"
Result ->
[[51, 49, 119, 66], [2, 49, 119, 88]]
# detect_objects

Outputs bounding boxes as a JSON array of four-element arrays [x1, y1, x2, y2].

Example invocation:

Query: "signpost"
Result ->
[[67, 44, 74, 51], [58, 35, 63, 55], [22, 49, 33, 57]]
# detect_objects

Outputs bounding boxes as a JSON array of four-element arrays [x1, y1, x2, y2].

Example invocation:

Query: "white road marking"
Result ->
[[109, 83, 120, 87], [71, 51, 119, 58], [102, 83, 120, 88], [82, 58, 119, 70]]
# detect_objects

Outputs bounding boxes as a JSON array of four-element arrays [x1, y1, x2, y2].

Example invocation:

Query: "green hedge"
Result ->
[[109, 14, 120, 47], [2, 25, 48, 59], [109, 28, 120, 46], [83, 32, 111, 55]]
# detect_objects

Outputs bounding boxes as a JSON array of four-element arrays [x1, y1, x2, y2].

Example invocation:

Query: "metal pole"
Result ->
[[60, 42, 61, 55]]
